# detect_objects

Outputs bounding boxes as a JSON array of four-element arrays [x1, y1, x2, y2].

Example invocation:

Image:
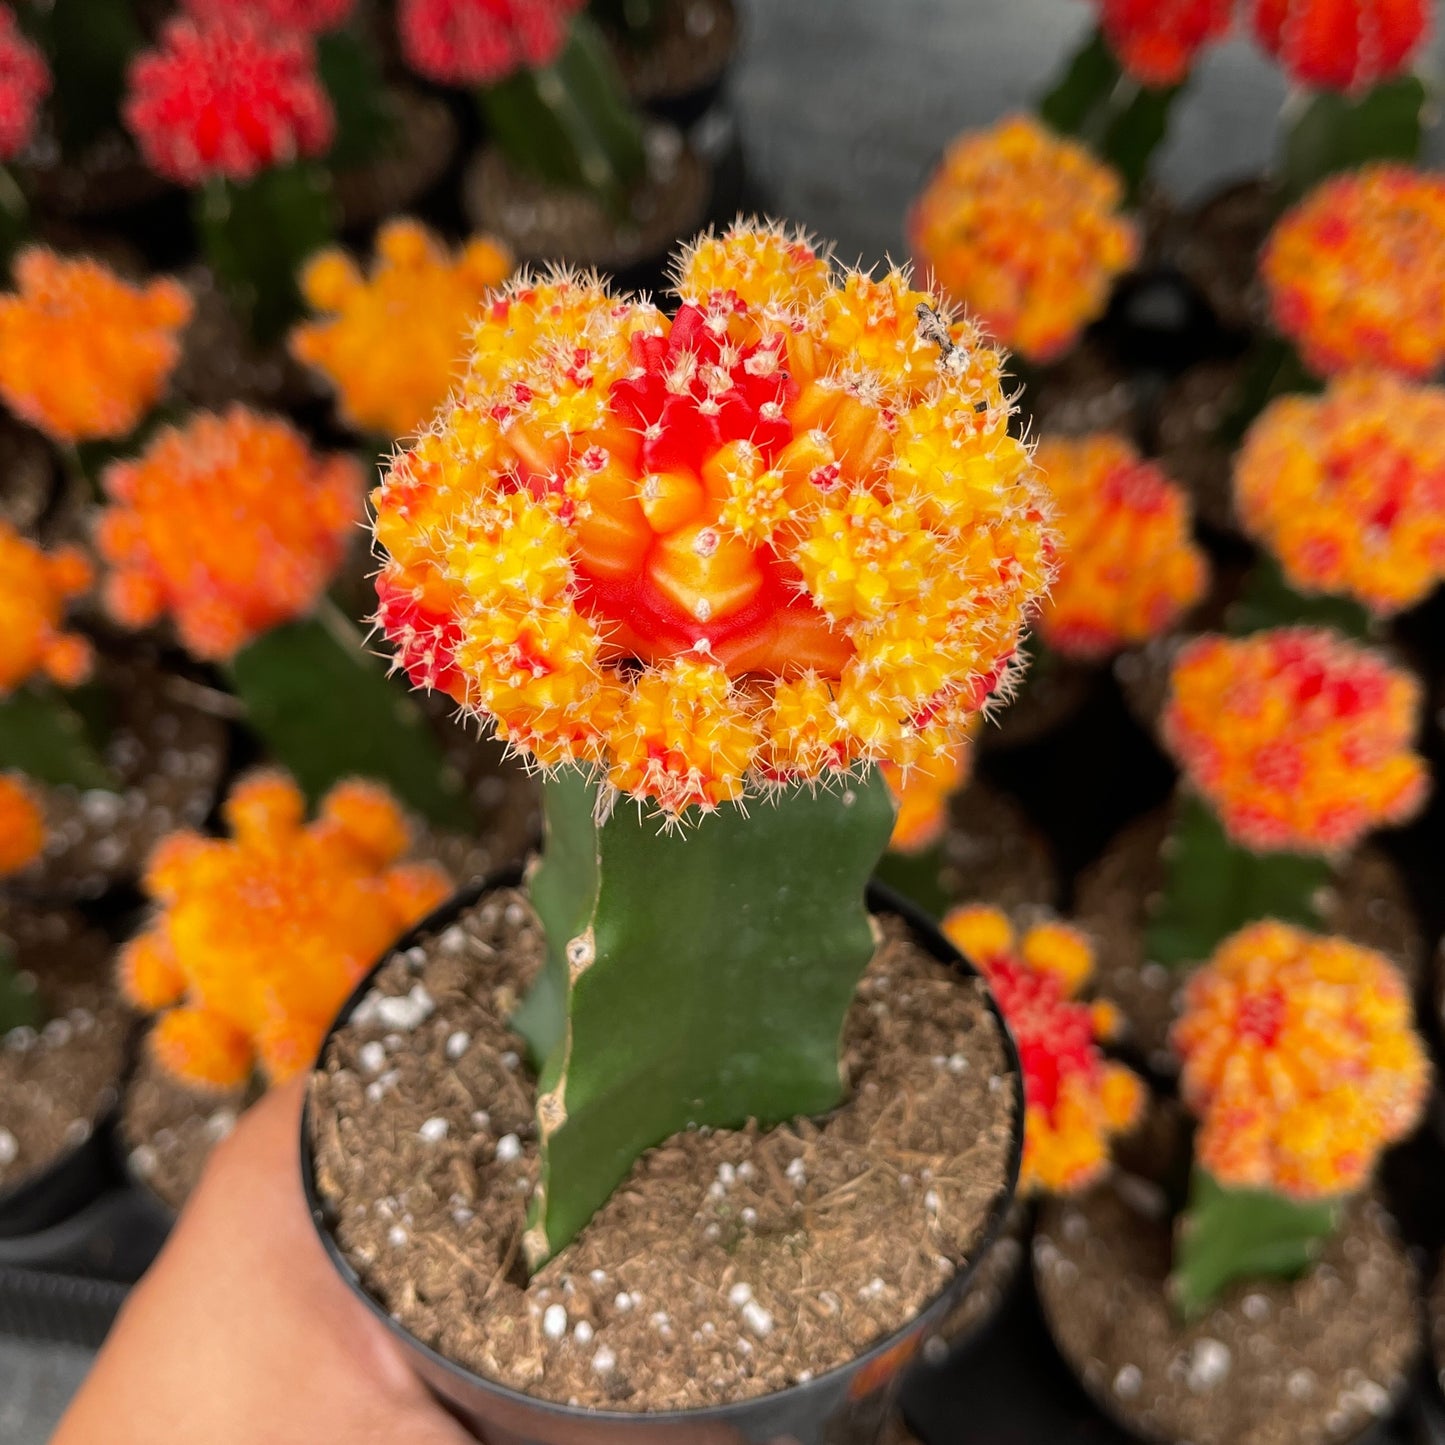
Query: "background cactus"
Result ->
[[372, 221, 1055, 1261], [1147, 628, 1427, 970], [119, 770, 452, 1089], [0, 772, 45, 1031], [1169, 920, 1428, 1316], [944, 905, 1143, 1196]]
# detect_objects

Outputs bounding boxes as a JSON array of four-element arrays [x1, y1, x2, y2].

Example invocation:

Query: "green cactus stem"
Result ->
[[316, 27, 397, 173], [514, 766, 896, 1266], [478, 14, 646, 219], [196, 162, 334, 347], [1144, 795, 1329, 973], [0, 938, 40, 1035], [226, 603, 474, 833], [1171, 1165, 1338, 1319], [1038, 25, 1181, 201], [1226, 555, 1372, 640], [0, 684, 118, 791], [1279, 75, 1425, 205], [23, 0, 143, 158]]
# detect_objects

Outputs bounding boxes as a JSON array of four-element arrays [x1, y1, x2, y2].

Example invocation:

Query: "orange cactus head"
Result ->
[[944, 904, 1144, 1195], [0, 773, 46, 876], [1036, 433, 1209, 660], [118, 770, 452, 1091], [1263, 166, 1445, 380], [291, 219, 513, 439], [1235, 373, 1445, 617], [1162, 628, 1428, 855], [96, 407, 363, 661], [881, 728, 976, 854], [0, 249, 192, 443], [371, 220, 1057, 819], [1248, 0, 1428, 91], [1173, 920, 1428, 1199], [908, 115, 1139, 364], [0, 523, 93, 696]]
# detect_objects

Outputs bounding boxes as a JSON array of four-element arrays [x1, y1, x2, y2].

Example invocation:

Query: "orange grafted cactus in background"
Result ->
[[1036, 433, 1208, 660], [0, 773, 46, 876], [944, 905, 1143, 1194], [1162, 628, 1427, 855], [96, 407, 362, 661], [117, 771, 452, 1090], [1173, 920, 1428, 1198], [1262, 166, 1445, 380], [0, 250, 192, 444], [908, 115, 1138, 363], [0, 523, 93, 695], [1235, 373, 1445, 617], [372, 221, 1056, 818], [292, 219, 513, 439], [881, 731, 975, 854], [1247, 0, 1429, 91], [1096, 0, 1234, 85]]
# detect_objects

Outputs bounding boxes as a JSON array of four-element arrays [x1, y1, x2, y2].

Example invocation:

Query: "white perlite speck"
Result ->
[[1186, 1338, 1231, 1392], [785, 1157, 806, 1187], [358, 1041, 386, 1075], [375, 985, 435, 1031], [445, 1031, 471, 1061], [1113, 1364, 1142, 1400], [387, 1225, 408, 1248], [592, 1347, 616, 1373], [614, 1292, 634, 1312], [574, 1321, 593, 1344], [419, 1117, 449, 1143], [495, 1134, 522, 1163], [741, 1301, 773, 1338], [727, 1283, 753, 1307], [0, 1128, 16, 1167], [542, 1305, 568, 1340]]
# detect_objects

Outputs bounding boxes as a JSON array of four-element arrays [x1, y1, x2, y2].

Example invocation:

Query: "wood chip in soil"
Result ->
[[1075, 806, 1424, 1074], [463, 127, 711, 274], [311, 888, 1016, 1412], [121, 1044, 249, 1214], [0, 905, 129, 1191], [1035, 1184, 1419, 1445], [4, 657, 228, 902]]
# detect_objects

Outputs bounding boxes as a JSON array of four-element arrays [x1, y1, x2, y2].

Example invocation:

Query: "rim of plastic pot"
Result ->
[[0, 1100, 122, 1240], [301, 868, 1025, 1437]]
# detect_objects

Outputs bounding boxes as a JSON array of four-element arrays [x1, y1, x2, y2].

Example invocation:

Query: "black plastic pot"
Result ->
[[0, 1106, 122, 1241], [302, 872, 1024, 1445]]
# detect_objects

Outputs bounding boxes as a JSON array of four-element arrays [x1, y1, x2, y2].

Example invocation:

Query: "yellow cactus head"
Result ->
[[96, 407, 363, 661], [0, 248, 192, 443], [1035, 433, 1209, 660], [1235, 373, 1445, 618], [116, 770, 452, 1091], [943, 904, 1144, 1195], [0, 523, 93, 696], [371, 220, 1058, 820], [291, 218, 513, 439], [1173, 921, 1428, 1199], [1262, 165, 1445, 380], [0, 773, 45, 876], [908, 115, 1139, 364], [1162, 627, 1428, 855]]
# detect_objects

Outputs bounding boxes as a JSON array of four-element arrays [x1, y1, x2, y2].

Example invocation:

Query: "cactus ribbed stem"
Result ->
[[26, 0, 142, 156], [0, 684, 117, 791], [1279, 76, 1425, 203], [316, 28, 397, 171], [478, 14, 646, 216], [516, 767, 896, 1266], [0, 942, 39, 1034]]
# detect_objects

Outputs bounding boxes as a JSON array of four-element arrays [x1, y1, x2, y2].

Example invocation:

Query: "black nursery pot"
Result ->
[[0, 1106, 120, 1240], [302, 874, 1024, 1445]]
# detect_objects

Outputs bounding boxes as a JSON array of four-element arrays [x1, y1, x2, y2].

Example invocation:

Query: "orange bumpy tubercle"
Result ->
[[0, 773, 45, 876], [291, 219, 512, 439], [1263, 166, 1445, 380], [0, 249, 191, 443], [1235, 373, 1445, 616], [96, 406, 363, 661], [1036, 433, 1208, 659], [0, 524, 93, 695], [372, 222, 1056, 817], [1173, 920, 1428, 1199], [881, 731, 975, 854], [117, 771, 452, 1090], [908, 115, 1138, 363], [1162, 628, 1427, 855], [943, 904, 1144, 1195]]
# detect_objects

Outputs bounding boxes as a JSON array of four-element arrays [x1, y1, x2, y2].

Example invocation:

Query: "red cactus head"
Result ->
[[398, 0, 585, 85], [1248, 0, 1429, 90]]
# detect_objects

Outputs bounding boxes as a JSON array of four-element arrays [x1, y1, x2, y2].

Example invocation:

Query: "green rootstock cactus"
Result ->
[[517, 769, 894, 1266]]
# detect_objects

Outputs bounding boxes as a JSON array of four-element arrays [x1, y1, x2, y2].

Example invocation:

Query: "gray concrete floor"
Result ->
[[4, 3, 1441, 1440]]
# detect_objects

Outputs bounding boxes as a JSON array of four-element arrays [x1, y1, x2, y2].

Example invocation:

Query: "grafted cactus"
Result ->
[[371, 220, 1056, 1262]]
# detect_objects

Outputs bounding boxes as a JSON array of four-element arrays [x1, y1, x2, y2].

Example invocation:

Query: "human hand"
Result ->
[[53, 1077, 477, 1445]]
